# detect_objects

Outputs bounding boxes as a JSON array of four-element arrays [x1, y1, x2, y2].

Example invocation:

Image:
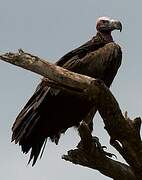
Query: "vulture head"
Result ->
[[96, 17, 122, 33]]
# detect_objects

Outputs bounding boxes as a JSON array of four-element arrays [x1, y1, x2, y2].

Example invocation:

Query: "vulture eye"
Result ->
[[101, 20, 109, 24], [102, 20, 106, 23]]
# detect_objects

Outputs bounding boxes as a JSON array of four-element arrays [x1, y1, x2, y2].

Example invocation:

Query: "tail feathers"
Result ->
[[13, 109, 48, 165], [12, 109, 47, 165], [11, 81, 52, 165], [27, 138, 47, 166]]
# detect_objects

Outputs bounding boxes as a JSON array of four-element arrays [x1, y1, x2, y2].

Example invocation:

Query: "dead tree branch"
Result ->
[[0, 50, 142, 180], [63, 122, 136, 180]]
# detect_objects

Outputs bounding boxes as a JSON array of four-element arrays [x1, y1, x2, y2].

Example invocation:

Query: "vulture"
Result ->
[[12, 16, 122, 166]]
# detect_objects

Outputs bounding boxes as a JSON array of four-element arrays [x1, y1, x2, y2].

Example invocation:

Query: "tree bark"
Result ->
[[63, 122, 136, 180], [0, 50, 142, 180]]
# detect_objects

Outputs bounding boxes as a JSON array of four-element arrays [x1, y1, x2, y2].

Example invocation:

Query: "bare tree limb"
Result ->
[[0, 50, 93, 91], [0, 50, 142, 179], [62, 122, 136, 180], [95, 82, 142, 178]]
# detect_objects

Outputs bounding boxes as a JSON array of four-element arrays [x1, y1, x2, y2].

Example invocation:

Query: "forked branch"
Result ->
[[62, 122, 136, 180]]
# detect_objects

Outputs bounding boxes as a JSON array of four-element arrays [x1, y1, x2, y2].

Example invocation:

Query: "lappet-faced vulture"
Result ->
[[12, 16, 122, 165]]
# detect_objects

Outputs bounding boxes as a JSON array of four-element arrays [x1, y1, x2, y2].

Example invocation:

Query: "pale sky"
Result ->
[[0, 1, 142, 180]]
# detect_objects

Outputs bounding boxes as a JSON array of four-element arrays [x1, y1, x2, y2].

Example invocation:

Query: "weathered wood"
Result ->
[[62, 122, 137, 180], [0, 50, 93, 91]]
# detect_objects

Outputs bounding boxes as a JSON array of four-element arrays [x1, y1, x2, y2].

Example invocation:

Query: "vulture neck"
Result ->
[[97, 31, 113, 43]]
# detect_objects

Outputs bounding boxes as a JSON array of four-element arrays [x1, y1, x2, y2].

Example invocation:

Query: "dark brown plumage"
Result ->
[[12, 17, 122, 166]]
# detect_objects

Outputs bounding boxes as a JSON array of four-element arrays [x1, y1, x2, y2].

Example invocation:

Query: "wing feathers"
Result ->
[[12, 36, 122, 165]]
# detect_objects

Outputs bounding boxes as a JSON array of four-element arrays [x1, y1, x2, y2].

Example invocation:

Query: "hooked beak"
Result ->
[[110, 20, 122, 32]]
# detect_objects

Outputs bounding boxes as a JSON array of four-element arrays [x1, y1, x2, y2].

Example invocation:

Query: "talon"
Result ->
[[92, 136, 117, 159]]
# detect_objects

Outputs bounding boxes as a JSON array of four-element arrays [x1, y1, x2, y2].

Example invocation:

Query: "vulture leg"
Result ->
[[83, 106, 97, 132]]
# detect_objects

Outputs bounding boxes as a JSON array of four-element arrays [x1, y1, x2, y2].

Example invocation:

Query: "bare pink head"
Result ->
[[96, 16, 122, 33], [96, 17, 122, 42]]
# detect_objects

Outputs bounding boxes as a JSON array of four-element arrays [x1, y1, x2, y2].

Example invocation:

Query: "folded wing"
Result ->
[[12, 37, 122, 166]]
